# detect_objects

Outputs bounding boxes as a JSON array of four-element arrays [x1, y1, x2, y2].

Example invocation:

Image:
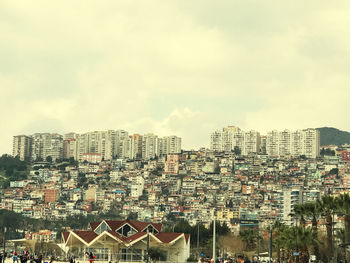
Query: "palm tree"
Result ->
[[318, 195, 336, 257], [272, 221, 291, 262], [335, 193, 350, 260], [303, 202, 321, 230], [303, 201, 322, 260], [296, 226, 320, 263], [293, 203, 307, 226]]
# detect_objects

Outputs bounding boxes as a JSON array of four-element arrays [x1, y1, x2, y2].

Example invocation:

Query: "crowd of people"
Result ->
[[0, 251, 53, 263], [198, 255, 261, 263]]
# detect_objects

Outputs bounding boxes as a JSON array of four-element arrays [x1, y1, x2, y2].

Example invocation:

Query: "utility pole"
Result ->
[[197, 223, 200, 257], [146, 228, 150, 263], [269, 227, 272, 263], [3, 227, 6, 263], [213, 219, 216, 263]]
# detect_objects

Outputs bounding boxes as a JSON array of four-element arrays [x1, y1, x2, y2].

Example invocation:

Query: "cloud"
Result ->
[[1, 0, 350, 153]]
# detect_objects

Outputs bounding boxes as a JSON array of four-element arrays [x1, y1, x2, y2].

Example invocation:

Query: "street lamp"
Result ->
[[2, 227, 6, 263], [269, 227, 272, 263]]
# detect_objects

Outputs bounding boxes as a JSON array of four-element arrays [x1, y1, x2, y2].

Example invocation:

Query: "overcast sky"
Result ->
[[1, 0, 350, 154]]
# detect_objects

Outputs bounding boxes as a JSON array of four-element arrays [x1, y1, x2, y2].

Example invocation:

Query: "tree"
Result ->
[[293, 203, 308, 226], [336, 193, 350, 260], [127, 212, 138, 220], [295, 226, 320, 263], [46, 156, 53, 163], [303, 202, 322, 259], [218, 233, 244, 257], [149, 247, 167, 261], [0, 154, 28, 182], [77, 173, 87, 188], [329, 168, 339, 176], [318, 195, 336, 258], [233, 146, 241, 155], [239, 229, 261, 250]]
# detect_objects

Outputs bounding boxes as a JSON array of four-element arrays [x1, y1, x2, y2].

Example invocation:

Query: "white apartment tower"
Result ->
[[31, 133, 63, 161], [160, 136, 182, 155], [282, 188, 303, 225], [13, 135, 32, 161], [266, 129, 320, 158], [13, 130, 181, 162], [210, 126, 260, 155], [142, 133, 159, 159]]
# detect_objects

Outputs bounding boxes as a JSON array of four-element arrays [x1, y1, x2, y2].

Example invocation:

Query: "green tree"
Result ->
[[336, 193, 350, 260], [233, 146, 241, 155], [318, 195, 336, 257], [293, 203, 308, 226], [238, 229, 260, 250], [296, 226, 320, 263], [148, 247, 167, 261], [303, 202, 322, 260]]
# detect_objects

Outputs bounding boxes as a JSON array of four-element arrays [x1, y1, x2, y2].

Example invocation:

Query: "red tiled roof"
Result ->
[[103, 220, 162, 233], [106, 230, 124, 241], [184, 234, 190, 244], [155, 232, 182, 243], [105, 220, 125, 231], [62, 232, 70, 243], [125, 231, 147, 243], [89, 222, 100, 231], [73, 231, 98, 243]]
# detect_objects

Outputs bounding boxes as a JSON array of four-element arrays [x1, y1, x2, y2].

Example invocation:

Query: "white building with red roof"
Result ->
[[62, 220, 190, 263]]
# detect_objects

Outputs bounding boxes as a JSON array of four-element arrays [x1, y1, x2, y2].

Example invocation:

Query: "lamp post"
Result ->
[[146, 228, 150, 263], [269, 227, 272, 263], [2, 227, 6, 263], [197, 222, 200, 258], [213, 218, 216, 263]]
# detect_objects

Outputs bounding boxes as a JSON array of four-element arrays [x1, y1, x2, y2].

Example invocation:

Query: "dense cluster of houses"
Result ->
[[2, 145, 350, 237]]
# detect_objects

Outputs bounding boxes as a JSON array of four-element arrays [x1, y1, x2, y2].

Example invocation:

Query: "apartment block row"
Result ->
[[13, 131, 182, 162], [210, 126, 320, 158]]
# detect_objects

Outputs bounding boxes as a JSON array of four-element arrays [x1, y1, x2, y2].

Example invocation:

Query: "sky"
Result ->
[[1, 0, 350, 154]]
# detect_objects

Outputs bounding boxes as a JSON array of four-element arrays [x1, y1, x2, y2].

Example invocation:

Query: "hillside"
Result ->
[[317, 127, 350, 146]]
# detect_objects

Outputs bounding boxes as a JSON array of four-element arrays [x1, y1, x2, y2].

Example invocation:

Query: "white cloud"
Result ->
[[1, 0, 350, 153]]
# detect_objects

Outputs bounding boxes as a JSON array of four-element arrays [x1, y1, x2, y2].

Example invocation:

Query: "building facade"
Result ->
[[13, 135, 32, 161], [62, 220, 190, 263]]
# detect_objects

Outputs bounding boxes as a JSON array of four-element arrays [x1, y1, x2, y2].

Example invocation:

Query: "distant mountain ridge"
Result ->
[[317, 127, 350, 146]]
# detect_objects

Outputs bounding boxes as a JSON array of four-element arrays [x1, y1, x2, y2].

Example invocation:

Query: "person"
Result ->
[[89, 252, 95, 263], [70, 256, 75, 263], [13, 252, 19, 263], [20, 254, 27, 263], [237, 255, 245, 263]]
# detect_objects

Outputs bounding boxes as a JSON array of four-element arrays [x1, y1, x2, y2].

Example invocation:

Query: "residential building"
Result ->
[[13, 135, 32, 161]]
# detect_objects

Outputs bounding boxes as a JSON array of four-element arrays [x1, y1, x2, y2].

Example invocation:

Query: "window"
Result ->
[[143, 225, 159, 235], [94, 221, 111, 234], [117, 224, 137, 237], [120, 248, 143, 262]]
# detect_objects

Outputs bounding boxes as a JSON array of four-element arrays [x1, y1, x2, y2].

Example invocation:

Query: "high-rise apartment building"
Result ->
[[210, 126, 260, 155], [31, 133, 63, 161], [13, 135, 32, 161], [63, 138, 78, 160], [211, 126, 319, 158], [13, 130, 182, 162], [142, 133, 159, 159], [133, 134, 143, 158], [266, 128, 320, 158], [159, 136, 182, 155]]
